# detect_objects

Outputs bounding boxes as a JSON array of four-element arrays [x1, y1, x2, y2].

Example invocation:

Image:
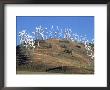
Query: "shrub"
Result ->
[[63, 48, 73, 56], [59, 39, 70, 43], [41, 43, 52, 48], [60, 43, 67, 48], [75, 45, 81, 48], [46, 43, 52, 48], [89, 43, 94, 48]]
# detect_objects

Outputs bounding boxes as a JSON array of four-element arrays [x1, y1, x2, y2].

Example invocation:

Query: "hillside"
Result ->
[[16, 39, 94, 74]]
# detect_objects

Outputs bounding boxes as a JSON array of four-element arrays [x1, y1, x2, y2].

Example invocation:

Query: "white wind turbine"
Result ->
[[32, 25, 45, 47], [18, 30, 35, 52]]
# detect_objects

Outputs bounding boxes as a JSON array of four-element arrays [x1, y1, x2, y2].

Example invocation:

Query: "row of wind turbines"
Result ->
[[18, 25, 94, 60]]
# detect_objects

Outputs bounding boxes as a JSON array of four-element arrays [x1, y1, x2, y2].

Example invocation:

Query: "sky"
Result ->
[[16, 16, 94, 45]]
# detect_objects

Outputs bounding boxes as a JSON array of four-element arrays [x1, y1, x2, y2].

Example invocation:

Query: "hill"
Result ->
[[16, 39, 94, 74]]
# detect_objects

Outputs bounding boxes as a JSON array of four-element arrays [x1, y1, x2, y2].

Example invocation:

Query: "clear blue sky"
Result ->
[[16, 16, 94, 45]]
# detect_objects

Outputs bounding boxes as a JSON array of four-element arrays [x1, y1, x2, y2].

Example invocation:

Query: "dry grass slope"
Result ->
[[16, 39, 94, 74]]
